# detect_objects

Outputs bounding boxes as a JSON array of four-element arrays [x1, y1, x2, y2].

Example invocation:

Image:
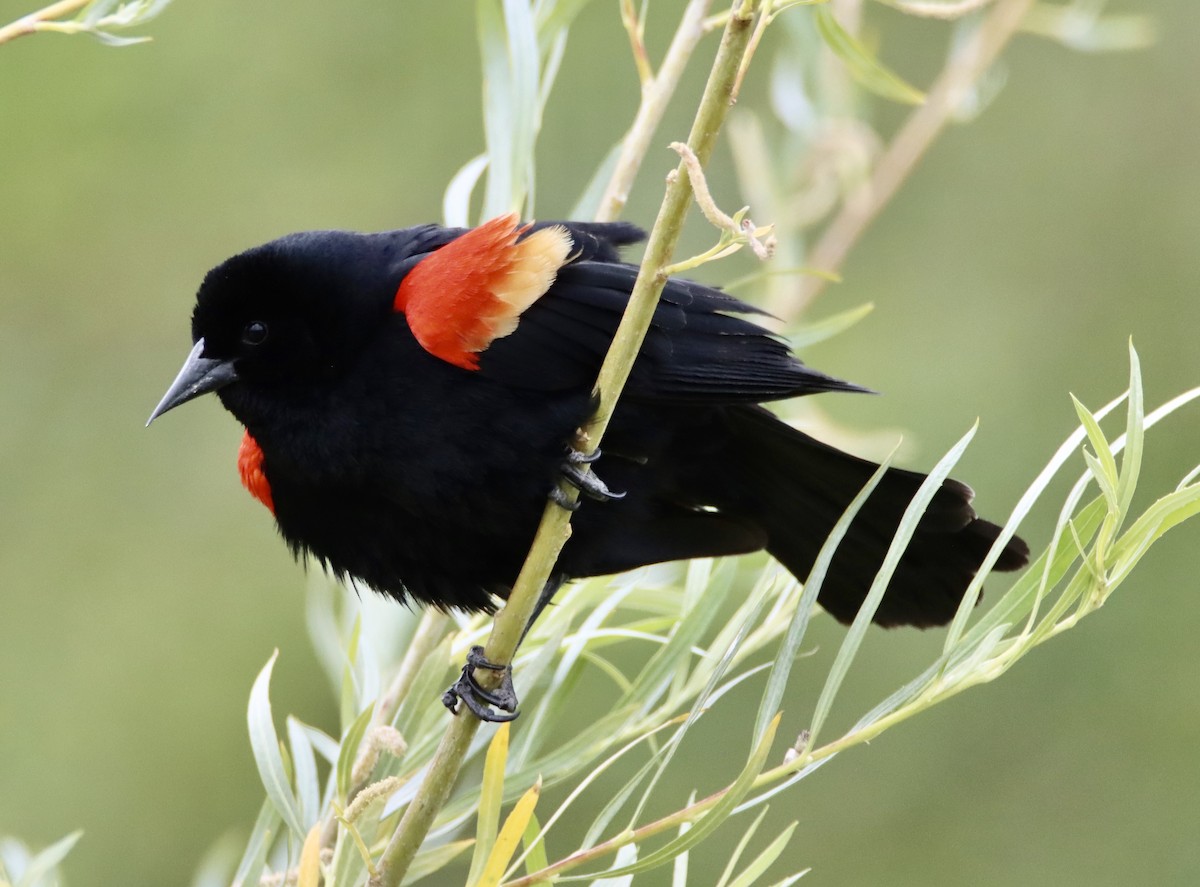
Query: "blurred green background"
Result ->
[[2, 1, 1198, 884]]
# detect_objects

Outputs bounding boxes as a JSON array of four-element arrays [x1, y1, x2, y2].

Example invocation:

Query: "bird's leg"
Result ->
[[442, 576, 566, 722], [557, 446, 626, 503]]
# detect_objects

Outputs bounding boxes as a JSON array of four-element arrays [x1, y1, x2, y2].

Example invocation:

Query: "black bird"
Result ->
[[149, 214, 1029, 718]]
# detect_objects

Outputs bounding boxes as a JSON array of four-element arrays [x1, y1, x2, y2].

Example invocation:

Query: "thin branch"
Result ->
[[668, 141, 775, 262], [788, 0, 1035, 313], [620, 0, 654, 86], [0, 0, 89, 45], [371, 609, 450, 730], [594, 0, 716, 222], [370, 3, 764, 885], [317, 609, 449, 850]]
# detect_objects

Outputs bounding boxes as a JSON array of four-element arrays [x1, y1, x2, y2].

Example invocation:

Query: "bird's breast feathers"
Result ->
[[238, 430, 274, 514]]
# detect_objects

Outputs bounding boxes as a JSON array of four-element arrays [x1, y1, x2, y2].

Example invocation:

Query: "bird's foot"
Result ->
[[557, 446, 625, 504], [442, 645, 519, 723], [549, 485, 580, 512]]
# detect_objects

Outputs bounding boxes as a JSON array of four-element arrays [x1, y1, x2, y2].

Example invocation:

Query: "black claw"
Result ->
[[565, 446, 602, 465], [463, 647, 519, 708], [560, 462, 625, 501], [442, 646, 520, 723], [556, 445, 626, 503], [549, 485, 580, 511]]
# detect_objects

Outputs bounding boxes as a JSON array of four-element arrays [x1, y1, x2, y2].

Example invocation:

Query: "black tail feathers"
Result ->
[[719, 406, 1029, 628]]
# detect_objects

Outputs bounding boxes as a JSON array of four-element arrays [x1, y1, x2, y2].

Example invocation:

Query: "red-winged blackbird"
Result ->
[[150, 214, 1028, 718]]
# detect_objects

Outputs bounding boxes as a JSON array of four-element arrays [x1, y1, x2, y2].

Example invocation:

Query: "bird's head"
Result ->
[[147, 231, 411, 426]]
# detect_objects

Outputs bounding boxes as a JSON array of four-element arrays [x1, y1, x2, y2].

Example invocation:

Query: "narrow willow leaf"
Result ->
[[335, 703, 376, 803], [537, 715, 689, 857], [296, 825, 321, 887], [1111, 484, 1200, 583], [441, 707, 630, 825], [247, 651, 306, 840], [726, 822, 800, 887], [578, 648, 635, 693], [87, 31, 151, 46], [733, 753, 835, 814], [305, 579, 345, 696], [767, 871, 810, 887], [755, 446, 897, 742], [478, 0, 515, 217], [538, 28, 569, 111], [589, 844, 638, 887], [140, 0, 176, 22], [502, 0, 540, 214], [672, 815, 693, 887], [1081, 448, 1119, 512], [444, 154, 490, 227], [231, 799, 279, 887], [581, 740, 673, 851], [13, 831, 81, 887], [355, 629, 382, 715], [570, 141, 625, 221], [392, 635, 455, 743], [812, 6, 925, 105], [521, 811, 549, 876], [707, 662, 774, 710], [944, 386, 1130, 652], [566, 716, 782, 880], [715, 807, 769, 887], [633, 577, 774, 825], [536, 0, 594, 51], [339, 616, 363, 731], [1072, 394, 1120, 507], [327, 823, 369, 887], [81, 0, 121, 25], [787, 303, 874, 350], [810, 425, 976, 745], [552, 585, 636, 700], [684, 557, 713, 606], [298, 723, 340, 767], [479, 778, 541, 887], [467, 723, 512, 885], [287, 717, 320, 829], [621, 563, 731, 710], [683, 566, 776, 700], [512, 616, 576, 767], [939, 623, 1009, 686], [989, 378, 1200, 636], [1116, 342, 1144, 520], [405, 839, 475, 883]]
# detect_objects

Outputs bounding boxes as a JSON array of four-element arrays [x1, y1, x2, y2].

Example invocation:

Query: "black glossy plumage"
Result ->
[[179, 220, 1028, 625]]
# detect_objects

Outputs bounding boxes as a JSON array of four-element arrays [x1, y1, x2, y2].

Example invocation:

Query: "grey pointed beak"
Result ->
[[146, 338, 239, 426]]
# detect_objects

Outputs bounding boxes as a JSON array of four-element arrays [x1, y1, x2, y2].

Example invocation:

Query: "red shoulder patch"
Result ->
[[238, 430, 274, 514], [393, 213, 573, 370]]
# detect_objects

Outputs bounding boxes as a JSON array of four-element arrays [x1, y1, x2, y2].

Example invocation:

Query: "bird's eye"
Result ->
[[242, 321, 269, 346]]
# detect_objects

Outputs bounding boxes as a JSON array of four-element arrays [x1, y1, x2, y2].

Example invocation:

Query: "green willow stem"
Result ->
[[594, 0, 715, 223], [0, 0, 89, 45], [319, 609, 450, 852], [370, 3, 763, 885]]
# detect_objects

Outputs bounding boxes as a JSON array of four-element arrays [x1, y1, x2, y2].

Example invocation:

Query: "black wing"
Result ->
[[477, 223, 863, 404]]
